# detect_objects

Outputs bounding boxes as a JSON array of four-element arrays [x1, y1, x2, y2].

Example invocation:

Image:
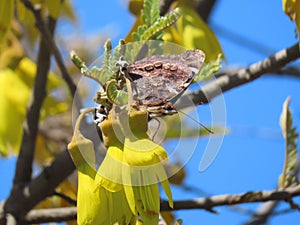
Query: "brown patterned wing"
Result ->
[[127, 49, 205, 107]]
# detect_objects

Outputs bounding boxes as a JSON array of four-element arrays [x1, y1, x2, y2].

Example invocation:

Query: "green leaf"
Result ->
[[142, 0, 159, 26], [164, 2, 224, 62], [278, 97, 299, 188], [133, 0, 182, 42], [96, 39, 118, 84], [134, 8, 182, 41], [132, 25, 147, 41], [106, 79, 128, 106], [70, 50, 112, 87], [91, 39, 119, 86], [103, 39, 113, 70], [70, 50, 91, 75], [90, 67, 110, 87], [0, 58, 64, 157], [16, 1, 38, 48], [141, 8, 182, 41], [0, 69, 26, 156], [0, 23, 24, 69], [112, 39, 126, 64], [194, 54, 223, 82], [45, 0, 62, 19], [0, 0, 14, 46]]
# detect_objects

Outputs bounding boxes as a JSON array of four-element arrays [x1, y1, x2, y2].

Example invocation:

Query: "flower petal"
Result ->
[[123, 138, 168, 166], [95, 146, 123, 192]]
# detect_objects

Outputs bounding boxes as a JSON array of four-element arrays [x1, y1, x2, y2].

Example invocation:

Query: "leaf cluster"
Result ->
[[132, 7, 182, 41]]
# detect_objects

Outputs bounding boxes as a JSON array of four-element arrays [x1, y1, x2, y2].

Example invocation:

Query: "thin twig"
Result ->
[[20, 0, 79, 104], [276, 66, 300, 78], [215, 66, 300, 80], [161, 185, 300, 211], [22, 185, 300, 223], [53, 192, 76, 206], [243, 201, 279, 225]]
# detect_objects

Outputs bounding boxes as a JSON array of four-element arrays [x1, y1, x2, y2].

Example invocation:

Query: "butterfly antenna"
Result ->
[[178, 110, 214, 134]]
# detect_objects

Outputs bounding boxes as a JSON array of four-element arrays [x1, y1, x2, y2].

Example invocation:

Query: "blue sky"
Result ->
[[1, 0, 300, 224]]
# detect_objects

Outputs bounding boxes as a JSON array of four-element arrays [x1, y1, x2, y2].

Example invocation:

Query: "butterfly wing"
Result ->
[[127, 49, 205, 107]]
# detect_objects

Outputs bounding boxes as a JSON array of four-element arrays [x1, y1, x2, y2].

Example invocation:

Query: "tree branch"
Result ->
[[24, 150, 76, 212], [176, 43, 300, 108], [21, 185, 300, 223], [161, 185, 300, 211], [13, 16, 56, 185], [276, 66, 300, 78], [215, 65, 300, 80], [25, 207, 77, 224]]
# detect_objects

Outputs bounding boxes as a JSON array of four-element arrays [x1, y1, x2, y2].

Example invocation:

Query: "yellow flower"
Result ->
[[95, 111, 136, 223], [68, 130, 108, 225], [95, 114, 125, 192], [71, 107, 173, 225], [69, 108, 135, 225], [120, 108, 173, 223]]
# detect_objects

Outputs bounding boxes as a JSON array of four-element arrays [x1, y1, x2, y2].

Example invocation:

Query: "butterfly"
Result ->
[[123, 49, 205, 117], [94, 49, 205, 122]]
